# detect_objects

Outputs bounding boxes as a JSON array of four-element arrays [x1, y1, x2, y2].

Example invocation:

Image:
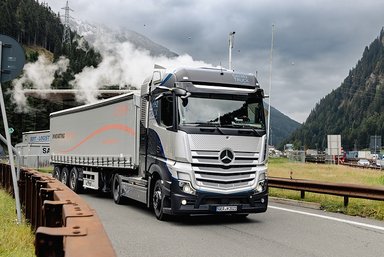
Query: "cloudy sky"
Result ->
[[43, 0, 384, 123]]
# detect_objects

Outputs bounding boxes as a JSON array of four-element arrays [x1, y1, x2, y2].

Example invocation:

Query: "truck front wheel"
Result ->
[[112, 174, 123, 204], [152, 179, 168, 221]]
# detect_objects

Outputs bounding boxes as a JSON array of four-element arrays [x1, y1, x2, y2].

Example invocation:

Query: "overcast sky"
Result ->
[[43, 0, 384, 123]]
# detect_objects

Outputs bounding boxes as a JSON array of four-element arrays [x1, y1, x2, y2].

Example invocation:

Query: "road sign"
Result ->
[[0, 34, 24, 224], [0, 34, 25, 83], [8, 127, 14, 134]]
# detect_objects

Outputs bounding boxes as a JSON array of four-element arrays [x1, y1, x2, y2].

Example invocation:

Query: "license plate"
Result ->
[[216, 206, 237, 212]]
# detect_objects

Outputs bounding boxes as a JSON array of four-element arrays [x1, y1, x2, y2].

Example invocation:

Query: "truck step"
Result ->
[[121, 176, 148, 188]]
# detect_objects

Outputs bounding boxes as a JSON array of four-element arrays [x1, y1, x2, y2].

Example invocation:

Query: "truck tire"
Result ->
[[53, 166, 61, 180], [69, 167, 81, 193], [152, 179, 168, 221], [60, 167, 70, 186], [112, 174, 123, 204]]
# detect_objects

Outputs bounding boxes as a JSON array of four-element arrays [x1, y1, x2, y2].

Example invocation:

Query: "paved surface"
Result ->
[[82, 193, 384, 257]]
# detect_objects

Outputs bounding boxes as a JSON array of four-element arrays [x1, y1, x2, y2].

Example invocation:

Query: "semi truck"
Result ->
[[50, 67, 268, 220]]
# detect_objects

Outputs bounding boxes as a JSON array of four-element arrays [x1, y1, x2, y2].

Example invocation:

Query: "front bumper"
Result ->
[[163, 184, 268, 215]]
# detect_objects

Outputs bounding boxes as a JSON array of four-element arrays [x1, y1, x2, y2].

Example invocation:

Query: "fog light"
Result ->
[[261, 198, 265, 204], [181, 199, 187, 205]]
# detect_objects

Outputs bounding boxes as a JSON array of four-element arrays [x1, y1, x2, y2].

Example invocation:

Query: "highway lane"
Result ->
[[81, 193, 384, 257]]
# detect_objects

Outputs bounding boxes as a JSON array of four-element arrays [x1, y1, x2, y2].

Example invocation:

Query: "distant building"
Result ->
[[15, 130, 50, 168]]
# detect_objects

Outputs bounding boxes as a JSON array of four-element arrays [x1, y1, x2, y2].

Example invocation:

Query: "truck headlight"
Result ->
[[256, 180, 266, 192], [256, 172, 266, 192], [179, 181, 196, 195]]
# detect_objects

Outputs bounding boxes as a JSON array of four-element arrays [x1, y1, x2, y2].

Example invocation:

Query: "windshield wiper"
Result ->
[[224, 123, 264, 136], [182, 122, 224, 134]]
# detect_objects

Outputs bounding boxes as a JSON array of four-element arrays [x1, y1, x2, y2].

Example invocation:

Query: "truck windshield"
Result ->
[[178, 93, 265, 129]]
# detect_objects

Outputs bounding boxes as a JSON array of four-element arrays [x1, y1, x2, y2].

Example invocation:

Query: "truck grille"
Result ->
[[191, 150, 259, 190]]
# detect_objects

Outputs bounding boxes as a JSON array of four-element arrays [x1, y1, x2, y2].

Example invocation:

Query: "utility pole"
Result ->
[[228, 31, 235, 70], [266, 24, 275, 158], [62, 1, 73, 46]]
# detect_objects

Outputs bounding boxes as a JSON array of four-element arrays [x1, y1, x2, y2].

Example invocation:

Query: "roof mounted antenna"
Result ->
[[228, 31, 235, 70]]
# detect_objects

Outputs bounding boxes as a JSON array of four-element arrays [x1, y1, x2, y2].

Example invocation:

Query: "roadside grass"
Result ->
[[268, 158, 384, 220], [37, 166, 53, 174], [0, 190, 35, 257]]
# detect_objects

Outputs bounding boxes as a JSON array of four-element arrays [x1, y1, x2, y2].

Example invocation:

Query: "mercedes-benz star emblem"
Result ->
[[219, 149, 234, 165]]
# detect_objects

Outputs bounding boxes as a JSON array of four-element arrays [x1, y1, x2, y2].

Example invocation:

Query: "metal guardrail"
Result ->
[[342, 162, 383, 170], [269, 176, 384, 207], [0, 163, 116, 257]]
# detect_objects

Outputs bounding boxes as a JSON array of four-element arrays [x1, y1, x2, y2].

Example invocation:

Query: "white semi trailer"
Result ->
[[50, 67, 268, 220]]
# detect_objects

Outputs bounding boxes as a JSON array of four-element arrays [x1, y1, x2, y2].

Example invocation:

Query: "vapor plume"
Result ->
[[12, 55, 69, 112], [71, 29, 213, 103]]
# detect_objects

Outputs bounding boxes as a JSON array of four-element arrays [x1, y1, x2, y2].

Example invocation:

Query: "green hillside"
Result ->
[[287, 29, 384, 150], [0, 0, 100, 144], [270, 105, 301, 147]]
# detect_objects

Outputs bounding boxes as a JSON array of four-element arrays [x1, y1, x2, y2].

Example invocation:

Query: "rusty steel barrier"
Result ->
[[0, 163, 116, 257], [269, 176, 384, 207]]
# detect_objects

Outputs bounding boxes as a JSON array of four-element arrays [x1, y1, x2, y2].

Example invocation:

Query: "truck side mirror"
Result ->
[[154, 91, 172, 101]]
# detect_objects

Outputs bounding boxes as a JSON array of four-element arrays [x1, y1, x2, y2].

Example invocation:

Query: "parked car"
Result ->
[[376, 158, 384, 167], [357, 159, 370, 166]]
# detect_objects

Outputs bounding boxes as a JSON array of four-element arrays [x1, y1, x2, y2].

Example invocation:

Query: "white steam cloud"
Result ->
[[12, 55, 69, 112], [12, 26, 214, 110], [71, 30, 213, 103]]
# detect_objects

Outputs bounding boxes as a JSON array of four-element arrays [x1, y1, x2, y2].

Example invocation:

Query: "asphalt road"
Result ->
[[81, 193, 384, 257]]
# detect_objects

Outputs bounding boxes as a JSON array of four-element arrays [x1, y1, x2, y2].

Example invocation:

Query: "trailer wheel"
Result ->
[[152, 179, 168, 221], [53, 166, 61, 180], [112, 174, 123, 204], [69, 167, 81, 193], [60, 167, 69, 186]]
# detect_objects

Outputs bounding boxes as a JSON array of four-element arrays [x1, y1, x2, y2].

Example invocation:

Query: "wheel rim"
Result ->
[[61, 173, 67, 184], [153, 183, 162, 215], [53, 168, 60, 179], [61, 169, 68, 184], [70, 169, 77, 190]]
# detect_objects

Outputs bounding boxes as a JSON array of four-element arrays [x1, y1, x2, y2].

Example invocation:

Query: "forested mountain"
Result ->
[[0, 0, 62, 54], [287, 29, 384, 150], [0, 0, 101, 144], [269, 106, 300, 147]]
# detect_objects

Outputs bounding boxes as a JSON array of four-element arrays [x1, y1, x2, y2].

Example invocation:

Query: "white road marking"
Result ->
[[269, 205, 384, 232]]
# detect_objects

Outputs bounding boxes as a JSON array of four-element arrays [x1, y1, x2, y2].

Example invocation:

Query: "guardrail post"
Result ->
[[35, 226, 87, 257], [18, 169, 26, 210], [344, 196, 349, 207], [25, 172, 34, 222], [35, 180, 48, 230], [300, 190, 305, 199], [0, 164, 4, 188], [43, 200, 64, 227], [31, 175, 42, 230], [6, 165, 13, 194], [35, 229, 65, 257]]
